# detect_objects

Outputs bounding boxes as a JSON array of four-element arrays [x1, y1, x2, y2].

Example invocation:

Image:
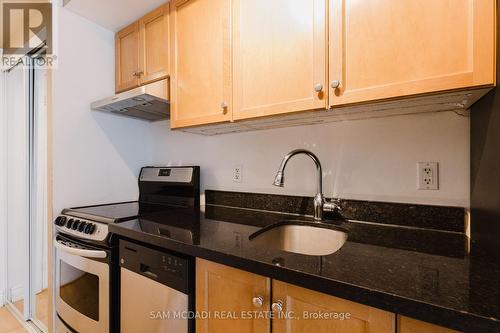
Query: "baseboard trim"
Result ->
[[9, 285, 24, 302]]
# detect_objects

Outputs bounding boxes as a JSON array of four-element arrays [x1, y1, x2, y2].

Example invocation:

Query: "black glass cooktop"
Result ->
[[62, 201, 140, 223], [115, 208, 201, 245], [63, 201, 194, 224]]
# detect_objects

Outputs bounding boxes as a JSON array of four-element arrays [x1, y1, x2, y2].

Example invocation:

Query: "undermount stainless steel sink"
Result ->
[[249, 221, 348, 256]]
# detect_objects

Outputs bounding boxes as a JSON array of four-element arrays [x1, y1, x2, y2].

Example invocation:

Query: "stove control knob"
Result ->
[[87, 224, 96, 235], [72, 220, 80, 230], [78, 221, 87, 232], [66, 219, 74, 229], [55, 216, 67, 226]]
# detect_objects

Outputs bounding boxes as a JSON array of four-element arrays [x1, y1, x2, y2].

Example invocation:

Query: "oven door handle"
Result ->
[[55, 239, 107, 259]]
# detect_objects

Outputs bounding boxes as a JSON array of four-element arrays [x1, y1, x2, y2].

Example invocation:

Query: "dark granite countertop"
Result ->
[[109, 205, 500, 333]]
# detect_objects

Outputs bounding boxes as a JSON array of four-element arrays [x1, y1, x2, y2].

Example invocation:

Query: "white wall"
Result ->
[[52, 8, 153, 215], [152, 111, 470, 207]]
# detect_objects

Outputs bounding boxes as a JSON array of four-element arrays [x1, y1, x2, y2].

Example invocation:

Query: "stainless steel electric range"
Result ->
[[53, 166, 200, 333]]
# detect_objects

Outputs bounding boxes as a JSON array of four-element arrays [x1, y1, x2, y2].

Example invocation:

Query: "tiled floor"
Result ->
[[13, 289, 49, 328], [0, 307, 26, 333]]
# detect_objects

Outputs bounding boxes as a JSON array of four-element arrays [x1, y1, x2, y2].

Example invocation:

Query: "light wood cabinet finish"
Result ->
[[139, 3, 169, 85], [232, 0, 327, 120], [398, 315, 460, 333], [115, 22, 140, 92], [170, 0, 232, 128], [272, 280, 395, 333], [329, 0, 496, 107], [196, 259, 271, 333], [115, 4, 169, 93], [167, 0, 495, 129]]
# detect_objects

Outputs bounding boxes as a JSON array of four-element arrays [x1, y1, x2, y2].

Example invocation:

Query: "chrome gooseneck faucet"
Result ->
[[273, 149, 339, 221]]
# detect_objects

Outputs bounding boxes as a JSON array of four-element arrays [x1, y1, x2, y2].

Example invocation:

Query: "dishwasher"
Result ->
[[119, 240, 194, 333]]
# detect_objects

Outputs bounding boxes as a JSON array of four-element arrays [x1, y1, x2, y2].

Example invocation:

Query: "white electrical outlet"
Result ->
[[233, 165, 243, 183], [417, 162, 439, 190]]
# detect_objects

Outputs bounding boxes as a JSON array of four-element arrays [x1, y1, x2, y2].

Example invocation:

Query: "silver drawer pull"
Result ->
[[331, 80, 340, 89], [271, 300, 283, 312], [252, 296, 264, 308]]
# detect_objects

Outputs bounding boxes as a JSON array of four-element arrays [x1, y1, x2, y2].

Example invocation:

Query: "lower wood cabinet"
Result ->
[[196, 259, 271, 333], [196, 259, 460, 333], [398, 315, 460, 333], [196, 259, 395, 333], [272, 280, 395, 333]]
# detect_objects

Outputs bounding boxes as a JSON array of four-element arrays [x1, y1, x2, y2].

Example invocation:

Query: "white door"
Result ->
[[2, 56, 49, 330], [5, 59, 31, 319]]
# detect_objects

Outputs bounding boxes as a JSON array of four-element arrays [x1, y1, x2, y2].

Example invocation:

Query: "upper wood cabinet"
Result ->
[[116, 22, 140, 93], [398, 315, 460, 333], [328, 0, 496, 107], [196, 259, 271, 333], [139, 3, 169, 85], [115, 4, 169, 93], [272, 280, 395, 333], [169, 0, 232, 129], [232, 0, 327, 120], [168, 0, 495, 131]]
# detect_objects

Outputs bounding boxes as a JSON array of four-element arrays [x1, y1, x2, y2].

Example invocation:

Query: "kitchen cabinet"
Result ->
[[232, 0, 327, 120], [115, 4, 169, 92], [196, 259, 271, 333], [169, 0, 232, 128], [171, 0, 495, 132], [272, 280, 395, 333], [115, 22, 140, 92], [196, 259, 395, 333], [139, 3, 169, 85], [398, 315, 460, 333], [328, 0, 496, 107]]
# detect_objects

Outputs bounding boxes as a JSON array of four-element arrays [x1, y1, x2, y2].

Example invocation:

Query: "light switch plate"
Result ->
[[417, 162, 439, 190]]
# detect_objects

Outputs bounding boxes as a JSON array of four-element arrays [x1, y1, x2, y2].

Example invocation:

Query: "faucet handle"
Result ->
[[323, 200, 341, 213]]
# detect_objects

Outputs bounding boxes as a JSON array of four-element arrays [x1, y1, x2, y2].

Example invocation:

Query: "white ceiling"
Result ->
[[64, 0, 168, 32]]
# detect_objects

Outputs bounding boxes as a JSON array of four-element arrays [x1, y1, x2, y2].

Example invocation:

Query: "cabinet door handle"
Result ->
[[331, 80, 340, 89], [133, 71, 143, 77], [271, 300, 284, 312], [221, 101, 228, 114], [252, 296, 264, 308], [314, 83, 323, 92]]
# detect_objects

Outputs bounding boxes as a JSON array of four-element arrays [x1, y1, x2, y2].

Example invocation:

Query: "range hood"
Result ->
[[91, 79, 170, 121]]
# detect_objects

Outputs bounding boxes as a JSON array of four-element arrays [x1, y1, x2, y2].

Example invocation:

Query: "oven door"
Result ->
[[55, 236, 110, 333]]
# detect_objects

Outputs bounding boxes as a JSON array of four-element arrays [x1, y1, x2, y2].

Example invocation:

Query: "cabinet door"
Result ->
[[233, 0, 327, 120], [116, 22, 140, 92], [170, 0, 232, 128], [139, 3, 169, 85], [272, 280, 395, 333], [196, 259, 271, 333], [398, 316, 460, 333], [329, 0, 496, 107]]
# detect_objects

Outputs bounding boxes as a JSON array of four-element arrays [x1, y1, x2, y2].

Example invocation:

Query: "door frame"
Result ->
[[0, 59, 7, 308]]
